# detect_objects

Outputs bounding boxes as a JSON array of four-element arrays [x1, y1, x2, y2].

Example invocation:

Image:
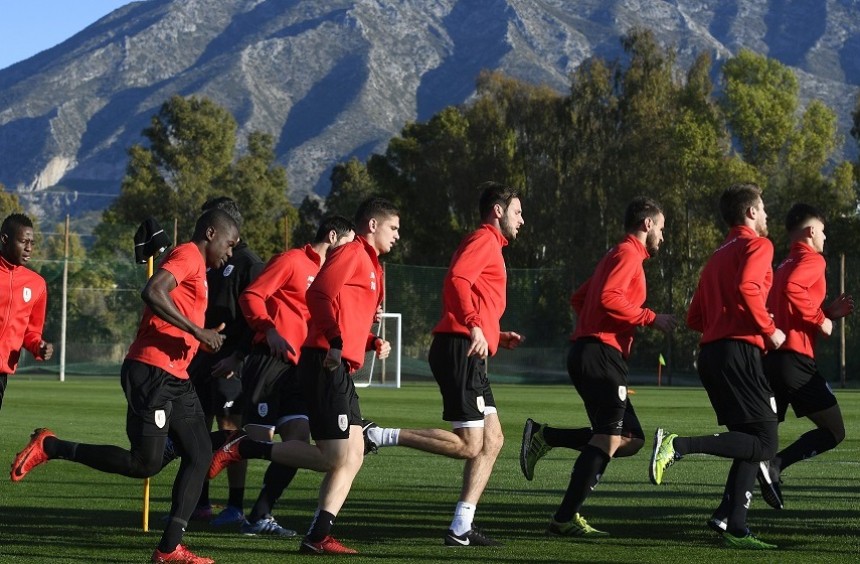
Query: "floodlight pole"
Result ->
[[59, 215, 70, 382]]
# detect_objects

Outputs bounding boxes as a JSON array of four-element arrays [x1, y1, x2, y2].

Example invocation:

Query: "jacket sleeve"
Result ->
[[23, 283, 48, 359], [307, 245, 358, 342], [445, 234, 494, 329], [599, 252, 656, 327], [783, 253, 827, 327], [737, 238, 776, 336], [240, 253, 291, 335]]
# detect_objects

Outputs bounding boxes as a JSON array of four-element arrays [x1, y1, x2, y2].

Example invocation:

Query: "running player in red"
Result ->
[[0, 213, 53, 411], [759, 203, 852, 508], [236, 215, 355, 536], [521, 197, 675, 537], [10, 209, 239, 564], [207, 198, 396, 554], [650, 183, 784, 550], [364, 182, 525, 546]]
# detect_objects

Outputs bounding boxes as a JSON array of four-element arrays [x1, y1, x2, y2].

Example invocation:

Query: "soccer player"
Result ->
[[759, 203, 852, 508], [11, 209, 239, 564], [364, 181, 525, 546], [236, 215, 355, 536], [650, 183, 784, 550], [0, 213, 53, 411], [185, 197, 264, 526], [207, 197, 397, 554], [521, 197, 675, 537]]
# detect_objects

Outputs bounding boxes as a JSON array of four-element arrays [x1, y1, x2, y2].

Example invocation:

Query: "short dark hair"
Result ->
[[785, 203, 826, 233], [720, 183, 762, 227], [1, 213, 33, 239], [355, 197, 399, 226], [623, 197, 663, 232], [202, 196, 243, 228], [192, 208, 239, 240], [314, 215, 356, 243], [478, 181, 520, 219]]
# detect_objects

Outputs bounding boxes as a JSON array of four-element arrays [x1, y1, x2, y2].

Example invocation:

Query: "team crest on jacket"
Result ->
[[338, 414, 348, 431], [223, 265, 234, 277], [258, 403, 269, 418], [23, 287, 32, 303], [154, 409, 166, 429], [618, 386, 627, 402]]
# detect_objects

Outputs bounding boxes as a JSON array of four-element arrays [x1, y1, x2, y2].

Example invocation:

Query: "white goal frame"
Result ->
[[353, 313, 402, 388]]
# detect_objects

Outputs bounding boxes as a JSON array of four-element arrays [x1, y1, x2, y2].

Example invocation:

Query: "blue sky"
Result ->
[[0, 0, 135, 70]]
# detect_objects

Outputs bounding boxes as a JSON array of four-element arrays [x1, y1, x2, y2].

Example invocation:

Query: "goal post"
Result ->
[[353, 313, 401, 388]]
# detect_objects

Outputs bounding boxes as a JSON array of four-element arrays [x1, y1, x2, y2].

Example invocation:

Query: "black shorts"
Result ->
[[121, 359, 205, 438], [428, 333, 497, 424], [299, 348, 362, 441], [188, 350, 244, 419], [697, 340, 778, 426], [0, 374, 8, 411], [242, 347, 305, 427], [763, 350, 838, 421], [567, 338, 643, 438]]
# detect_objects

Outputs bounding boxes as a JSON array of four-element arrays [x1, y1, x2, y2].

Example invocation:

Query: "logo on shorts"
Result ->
[[258, 403, 269, 418], [476, 396, 486, 413], [769, 396, 777, 413], [224, 400, 234, 409], [338, 414, 348, 431], [223, 264, 234, 277], [154, 409, 166, 429], [618, 386, 627, 402], [23, 287, 32, 303]]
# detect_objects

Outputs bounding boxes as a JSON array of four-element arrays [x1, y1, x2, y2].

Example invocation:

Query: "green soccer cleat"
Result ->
[[546, 514, 609, 537], [723, 531, 777, 550], [520, 418, 553, 481], [649, 427, 680, 485]]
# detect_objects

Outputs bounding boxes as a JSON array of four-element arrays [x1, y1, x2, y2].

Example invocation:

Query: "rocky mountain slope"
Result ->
[[1, 0, 858, 215]]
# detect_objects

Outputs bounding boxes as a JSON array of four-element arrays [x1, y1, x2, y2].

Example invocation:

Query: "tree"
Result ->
[[0, 182, 23, 219]]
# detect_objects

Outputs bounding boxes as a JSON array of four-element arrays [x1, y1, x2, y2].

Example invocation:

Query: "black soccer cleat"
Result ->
[[444, 526, 502, 547], [361, 419, 379, 455], [756, 460, 783, 510]]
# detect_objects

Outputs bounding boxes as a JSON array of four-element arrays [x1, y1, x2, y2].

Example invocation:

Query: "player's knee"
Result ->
[[484, 428, 504, 457], [131, 456, 163, 478], [830, 425, 846, 445], [614, 437, 644, 457]]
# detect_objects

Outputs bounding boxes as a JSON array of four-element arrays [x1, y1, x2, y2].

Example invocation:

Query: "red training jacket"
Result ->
[[433, 224, 508, 357], [0, 255, 48, 374], [303, 236, 383, 372], [126, 243, 208, 379], [687, 225, 775, 349], [239, 244, 322, 365], [570, 234, 656, 359], [768, 241, 827, 358]]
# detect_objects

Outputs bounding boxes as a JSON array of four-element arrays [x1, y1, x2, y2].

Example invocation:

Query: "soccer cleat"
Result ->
[[520, 418, 553, 481], [10, 428, 55, 482], [649, 427, 680, 485], [444, 526, 503, 546], [723, 531, 777, 550], [151, 544, 215, 563], [240, 516, 296, 537], [207, 432, 246, 480], [546, 514, 609, 537], [707, 516, 728, 533], [210, 505, 244, 526], [299, 535, 358, 554], [361, 419, 379, 455], [189, 505, 214, 521], [757, 460, 783, 510]]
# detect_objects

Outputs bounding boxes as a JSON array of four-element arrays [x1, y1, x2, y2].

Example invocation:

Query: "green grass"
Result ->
[[1, 377, 858, 563]]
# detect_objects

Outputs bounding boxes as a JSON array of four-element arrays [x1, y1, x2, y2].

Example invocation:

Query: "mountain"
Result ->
[[1, 0, 859, 218]]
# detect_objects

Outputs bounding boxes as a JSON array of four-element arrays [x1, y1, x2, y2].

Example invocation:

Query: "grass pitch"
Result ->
[[0, 377, 858, 563]]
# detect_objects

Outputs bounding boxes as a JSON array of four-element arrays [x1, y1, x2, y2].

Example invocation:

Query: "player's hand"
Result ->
[[266, 328, 295, 361], [211, 353, 242, 379], [766, 328, 786, 350], [324, 347, 343, 371], [375, 338, 391, 360], [499, 331, 525, 350], [824, 293, 854, 319], [652, 314, 677, 333], [819, 317, 834, 337], [467, 326, 488, 359], [197, 322, 226, 353], [39, 340, 54, 361]]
